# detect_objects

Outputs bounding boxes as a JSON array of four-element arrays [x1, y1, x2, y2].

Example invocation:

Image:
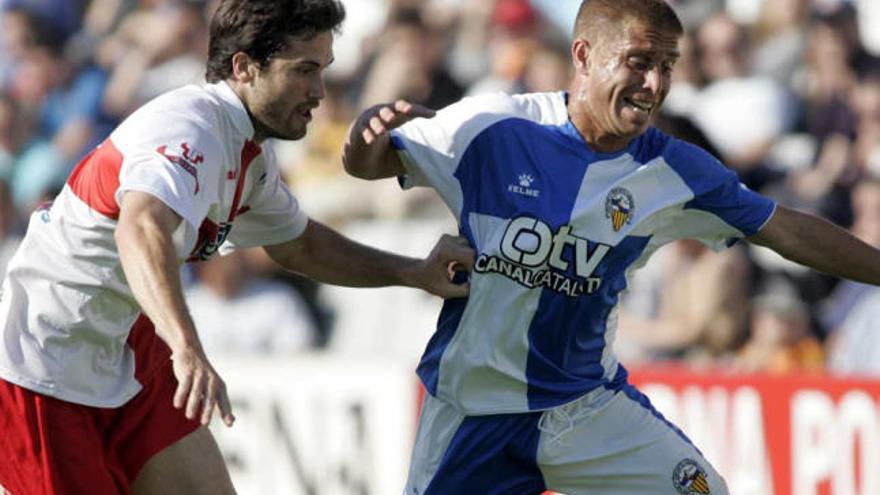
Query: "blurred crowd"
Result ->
[[2, 0, 880, 377]]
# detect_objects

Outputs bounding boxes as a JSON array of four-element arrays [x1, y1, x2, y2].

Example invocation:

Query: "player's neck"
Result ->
[[567, 106, 631, 154]]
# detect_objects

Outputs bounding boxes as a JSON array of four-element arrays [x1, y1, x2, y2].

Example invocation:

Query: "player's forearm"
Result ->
[[115, 211, 201, 352], [343, 108, 394, 179], [265, 220, 422, 289], [342, 104, 409, 180], [749, 206, 880, 284]]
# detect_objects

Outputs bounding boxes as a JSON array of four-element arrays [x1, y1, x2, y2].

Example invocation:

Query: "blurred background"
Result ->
[[3, 0, 880, 493]]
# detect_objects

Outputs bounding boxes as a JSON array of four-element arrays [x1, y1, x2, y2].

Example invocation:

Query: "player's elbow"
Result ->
[[342, 148, 379, 180]]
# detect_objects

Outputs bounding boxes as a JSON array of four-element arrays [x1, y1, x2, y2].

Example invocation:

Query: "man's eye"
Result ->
[[629, 59, 649, 71]]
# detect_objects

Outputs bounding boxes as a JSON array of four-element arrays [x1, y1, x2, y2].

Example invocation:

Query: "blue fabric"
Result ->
[[665, 138, 776, 236], [40, 66, 112, 137], [423, 411, 545, 495], [403, 104, 775, 412], [524, 236, 651, 409], [417, 272, 470, 395]]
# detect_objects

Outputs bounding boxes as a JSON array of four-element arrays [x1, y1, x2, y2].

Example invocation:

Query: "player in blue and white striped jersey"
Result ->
[[344, 1, 880, 493]]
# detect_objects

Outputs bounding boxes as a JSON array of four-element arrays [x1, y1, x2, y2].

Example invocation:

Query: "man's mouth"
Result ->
[[622, 96, 654, 115], [296, 104, 317, 121]]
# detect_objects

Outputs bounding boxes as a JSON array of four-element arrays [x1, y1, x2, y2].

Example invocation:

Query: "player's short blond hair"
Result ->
[[573, 0, 683, 42]]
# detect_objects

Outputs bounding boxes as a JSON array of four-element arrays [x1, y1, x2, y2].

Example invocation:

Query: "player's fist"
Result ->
[[412, 234, 475, 299], [359, 100, 435, 145]]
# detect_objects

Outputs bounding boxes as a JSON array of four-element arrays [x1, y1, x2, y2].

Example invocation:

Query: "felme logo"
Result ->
[[475, 216, 610, 297], [157, 142, 204, 193], [508, 173, 540, 198]]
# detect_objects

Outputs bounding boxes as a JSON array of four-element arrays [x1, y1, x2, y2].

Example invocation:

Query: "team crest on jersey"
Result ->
[[157, 142, 204, 194], [672, 458, 711, 494], [508, 173, 540, 198], [605, 187, 634, 232]]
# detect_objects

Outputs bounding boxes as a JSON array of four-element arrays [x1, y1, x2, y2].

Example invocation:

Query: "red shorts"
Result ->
[[0, 317, 201, 495]]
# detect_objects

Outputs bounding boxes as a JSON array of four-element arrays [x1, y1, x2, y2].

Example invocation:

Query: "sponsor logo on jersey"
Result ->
[[672, 458, 711, 494], [508, 173, 541, 198], [605, 187, 634, 232], [474, 216, 609, 297], [157, 142, 204, 193], [36, 201, 52, 222], [188, 221, 232, 262]]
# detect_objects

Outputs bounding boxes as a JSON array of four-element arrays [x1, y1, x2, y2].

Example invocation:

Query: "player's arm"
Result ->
[[115, 191, 234, 427], [342, 100, 435, 180], [263, 219, 473, 298], [747, 204, 880, 284]]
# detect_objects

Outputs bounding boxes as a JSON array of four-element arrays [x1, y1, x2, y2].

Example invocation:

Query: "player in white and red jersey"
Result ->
[[0, 1, 474, 494], [344, 1, 880, 494]]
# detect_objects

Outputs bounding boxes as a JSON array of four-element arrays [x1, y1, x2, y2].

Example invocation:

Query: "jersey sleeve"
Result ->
[[663, 138, 777, 250], [221, 148, 308, 252], [114, 120, 223, 231], [390, 91, 567, 215]]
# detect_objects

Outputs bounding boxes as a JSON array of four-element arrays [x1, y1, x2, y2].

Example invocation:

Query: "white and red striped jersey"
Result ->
[[0, 82, 308, 407]]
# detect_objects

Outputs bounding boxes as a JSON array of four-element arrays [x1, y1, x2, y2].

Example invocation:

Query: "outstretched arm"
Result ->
[[342, 100, 435, 180], [264, 219, 474, 299], [747, 205, 880, 284], [116, 191, 234, 427]]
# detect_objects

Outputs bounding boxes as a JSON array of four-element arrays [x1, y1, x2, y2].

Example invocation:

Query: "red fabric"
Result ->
[[66, 139, 124, 220], [228, 140, 261, 222], [0, 317, 200, 495]]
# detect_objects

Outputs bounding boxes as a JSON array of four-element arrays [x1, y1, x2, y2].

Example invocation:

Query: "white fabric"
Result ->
[[186, 279, 315, 355], [0, 82, 308, 407], [404, 391, 729, 495]]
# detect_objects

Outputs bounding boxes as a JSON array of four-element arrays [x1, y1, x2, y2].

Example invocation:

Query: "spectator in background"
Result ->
[[466, 0, 539, 96], [99, 0, 208, 118], [186, 250, 318, 355], [7, 41, 115, 211], [823, 179, 880, 376], [358, 7, 463, 111], [736, 284, 824, 374], [749, 0, 809, 85], [617, 240, 752, 368], [0, 95, 22, 278], [690, 11, 797, 179]]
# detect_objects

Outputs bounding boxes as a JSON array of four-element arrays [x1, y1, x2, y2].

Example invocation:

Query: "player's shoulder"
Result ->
[[111, 84, 234, 152], [646, 126, 736, 192], [436, 91, 566, 126]]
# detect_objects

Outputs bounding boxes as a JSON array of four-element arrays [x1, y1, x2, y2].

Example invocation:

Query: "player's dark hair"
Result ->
[[206, 0, 346, 83], [574, 0, 683, 41]]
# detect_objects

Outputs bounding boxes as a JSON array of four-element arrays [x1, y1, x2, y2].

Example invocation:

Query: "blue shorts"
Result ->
[[405, 384, 728, 495]]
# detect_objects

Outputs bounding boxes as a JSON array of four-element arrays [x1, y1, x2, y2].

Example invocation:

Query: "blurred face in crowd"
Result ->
[[571, 17, 679, 151], [234, 31, 333, 142]]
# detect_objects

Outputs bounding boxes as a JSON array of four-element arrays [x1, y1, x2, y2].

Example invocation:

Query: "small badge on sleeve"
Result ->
[[672, 458, 711, 494], [605, 187, 634, 232]]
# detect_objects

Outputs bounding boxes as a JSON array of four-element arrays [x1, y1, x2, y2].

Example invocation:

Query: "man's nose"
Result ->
[[643, 65, 663, 94], [309, 74, 325, 100]]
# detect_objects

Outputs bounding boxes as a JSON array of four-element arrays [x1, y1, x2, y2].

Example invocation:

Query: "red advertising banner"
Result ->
[[629, 367, 880, 495]]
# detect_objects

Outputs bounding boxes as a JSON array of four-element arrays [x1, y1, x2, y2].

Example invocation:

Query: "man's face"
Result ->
[[581, 20, 679, 144], [248, 31, 334, 141]]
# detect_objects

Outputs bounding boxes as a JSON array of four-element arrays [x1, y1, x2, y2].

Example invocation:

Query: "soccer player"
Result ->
[[0, 1, 474, 494], [343, 0, 880, 493]]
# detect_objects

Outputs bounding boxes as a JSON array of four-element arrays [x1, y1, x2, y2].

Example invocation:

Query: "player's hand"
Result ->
[[359, 100, 436, 145], [411, 234, 475, 299], [170, 346, 235, 427]]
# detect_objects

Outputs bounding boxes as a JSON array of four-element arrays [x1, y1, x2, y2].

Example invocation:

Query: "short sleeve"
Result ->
[[664, 138, 776, 249], [116, 131, 223, 231], [390, 91, 567, 215], [221, 150, 308, 252]]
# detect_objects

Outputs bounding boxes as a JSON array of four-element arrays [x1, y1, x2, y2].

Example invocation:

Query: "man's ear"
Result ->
[[572, 38, 592, 75], [231, 52, 259, 83]]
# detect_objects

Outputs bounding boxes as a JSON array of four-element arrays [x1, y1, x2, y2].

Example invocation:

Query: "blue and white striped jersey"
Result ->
[[391, 92, 776, 415]]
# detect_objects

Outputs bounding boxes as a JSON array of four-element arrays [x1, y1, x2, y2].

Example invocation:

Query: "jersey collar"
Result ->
[[208, 81, 256, 140]]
